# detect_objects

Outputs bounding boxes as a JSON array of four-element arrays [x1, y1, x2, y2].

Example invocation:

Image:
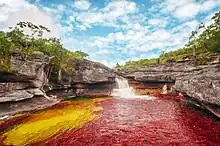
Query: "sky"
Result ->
[[0, 0, 220, 67]]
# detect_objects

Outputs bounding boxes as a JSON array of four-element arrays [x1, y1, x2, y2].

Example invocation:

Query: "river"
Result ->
[[0, 78, 220, 146], [0, 95, 220, 146]]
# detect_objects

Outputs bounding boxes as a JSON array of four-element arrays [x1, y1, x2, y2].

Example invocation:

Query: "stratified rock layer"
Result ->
[[117, 62, 220, 106], [70, 59, 116, 84], [0, 51, 51, 103], [56, 59, 117, 97], [0, 52, 58, 117]]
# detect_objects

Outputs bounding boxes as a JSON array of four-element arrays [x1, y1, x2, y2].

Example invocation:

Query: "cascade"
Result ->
[[111, 77, 155, 100], [111, 77, 135, 98], [162, 84, 168, 94]]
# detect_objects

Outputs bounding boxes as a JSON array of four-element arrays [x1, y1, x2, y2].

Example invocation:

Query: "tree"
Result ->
[[115, 63, 121, 68], [188, 30, 198, 57], [0, 21, 89, 76], [74, 51, 89, 59]]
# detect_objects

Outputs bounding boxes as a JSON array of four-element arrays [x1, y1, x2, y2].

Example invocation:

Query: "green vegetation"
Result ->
[[116, 11, 220, 68], [0, 21, 88, 73]]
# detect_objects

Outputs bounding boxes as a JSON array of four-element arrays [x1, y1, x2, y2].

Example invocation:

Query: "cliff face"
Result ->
[[0, 53, 118, 117], [0, 51, 52, 102], [71, 59, 116, 84], [117, 61, 220, 106], [56, 59, 117, 97], [0, 52, 50, 84], [0, 52, 59, 117]]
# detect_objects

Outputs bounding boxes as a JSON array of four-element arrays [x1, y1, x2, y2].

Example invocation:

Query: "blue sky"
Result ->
[[0, 0, 220, 67]]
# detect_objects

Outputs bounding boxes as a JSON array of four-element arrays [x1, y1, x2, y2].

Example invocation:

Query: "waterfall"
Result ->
[[58, 69, 62, 82], [111, 77, 135, 98], [162, 84, 168, 94], [111, 77, 155, 100]]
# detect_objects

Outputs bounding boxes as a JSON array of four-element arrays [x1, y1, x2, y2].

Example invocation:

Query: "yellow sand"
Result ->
[[2, 98, 107, 146]]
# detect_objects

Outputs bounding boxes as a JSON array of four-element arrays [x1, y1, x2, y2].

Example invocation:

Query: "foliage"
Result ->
[[0, 21, 88, 72], [116, 11, 220, 68]]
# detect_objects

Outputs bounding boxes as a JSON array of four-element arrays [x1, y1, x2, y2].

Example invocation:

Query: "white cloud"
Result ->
[[73, 0, 91, 10], [161, 0, 220, 19], [96, 49, 110, 54], [0, 0, 26, 23], [72, 0, 138, 29], [148, 18, 168, 28], [102, 0, 137, 13], [152, 29, 171, 41], [203, 12, 217, 26], [200, 0, 220, 12], [174, 3, 200, 19], [115, 32, 126, 40], [171, 20, 199, 34], [0, 15, 8, 22], [57, 4, 66, 12], [0, 0, 60, 37], [163, 0, 191, 12]]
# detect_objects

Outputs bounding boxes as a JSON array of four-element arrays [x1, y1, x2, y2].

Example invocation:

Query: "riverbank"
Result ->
[[116, 59, 220, 116]]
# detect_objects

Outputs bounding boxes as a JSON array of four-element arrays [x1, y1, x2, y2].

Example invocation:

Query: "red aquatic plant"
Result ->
[[32, 96, 220, 146]]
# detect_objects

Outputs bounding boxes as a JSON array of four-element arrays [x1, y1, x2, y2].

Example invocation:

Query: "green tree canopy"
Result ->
[[0, 21, 88, 73]]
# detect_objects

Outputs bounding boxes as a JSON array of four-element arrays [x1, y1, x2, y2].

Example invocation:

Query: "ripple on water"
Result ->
[[1, 95, 220, 146], [0, 98, 106, 146]]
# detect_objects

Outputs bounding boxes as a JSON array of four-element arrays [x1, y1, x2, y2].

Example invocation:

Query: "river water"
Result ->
[[0, 79, 220, 146]]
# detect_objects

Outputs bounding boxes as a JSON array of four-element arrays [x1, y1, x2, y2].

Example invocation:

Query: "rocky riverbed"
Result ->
[[1, 51, 220, 118]]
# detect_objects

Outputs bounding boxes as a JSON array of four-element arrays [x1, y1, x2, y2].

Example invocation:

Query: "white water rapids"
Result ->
[[111, 77, 155, 99]]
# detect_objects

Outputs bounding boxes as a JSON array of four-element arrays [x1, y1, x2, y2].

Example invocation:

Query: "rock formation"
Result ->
[[57, 59, 117, 97], [117, 61, 220, 107], [0, 52, 59, 117]]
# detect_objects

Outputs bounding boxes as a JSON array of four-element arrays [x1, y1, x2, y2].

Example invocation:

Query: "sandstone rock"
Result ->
[[174, 75, 220, 105], [11, 51, 50, 80], [0, 82, 29, 93], [0, 51, 52, 104], [0, 51, 51, 88], [69, 59, 116, 84], [117, 62, 220, 106], [50, 59, 117, 97], [0, 90, 34, 102], [26, 88, 45, 96], [30, 65, 48, 88], [76, 89, 111, 97], [0, 96, 60, 117], [74, 82, 115, 97]]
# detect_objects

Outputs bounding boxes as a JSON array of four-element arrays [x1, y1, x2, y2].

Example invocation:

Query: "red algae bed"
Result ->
[[0, 95, 220, 146]]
